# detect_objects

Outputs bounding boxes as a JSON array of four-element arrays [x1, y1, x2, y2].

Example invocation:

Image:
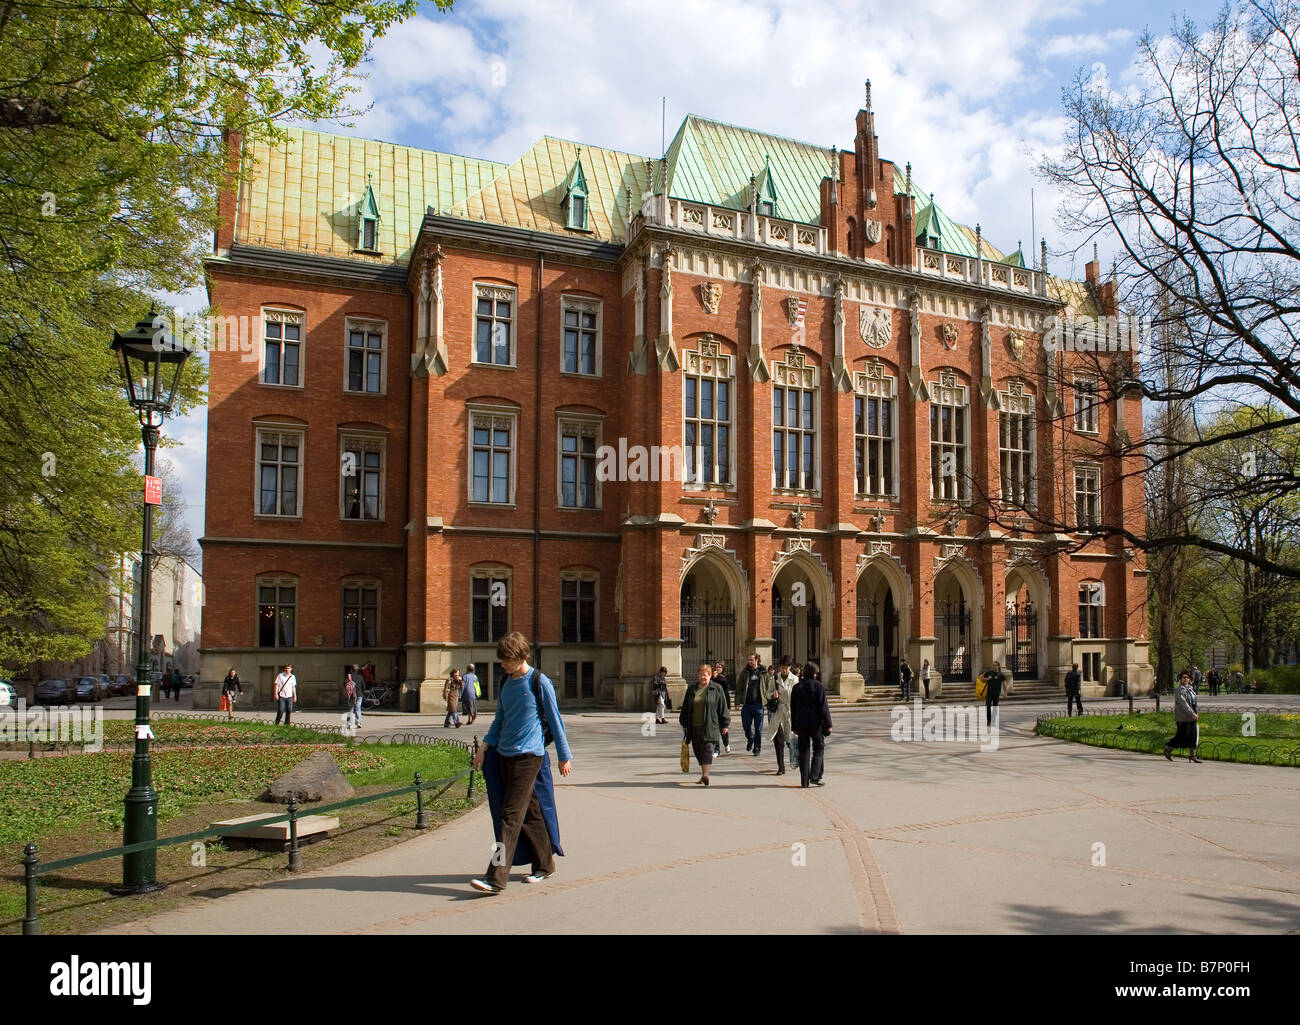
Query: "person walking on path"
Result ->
[[1064, 662, 1083, 717], [443, 669, 463, 728], [1233, 669, 1244, 694], [790, 661, 832, 788], [899, 657, 913, 701], [273, 664, 297, 725], [171, 666, 183, 702], [983, 661, 1007, 728], [1191, 666, 1202, 693], [652, 666, 669, 725], [1164, 672, 1202, 763], [344, 664, 364, 729], [460, 664, 479, 725], [711, 662, 732, 755], [920, 659, 932, 700], [1207, 668, 1220, 696], [768, 655, 798, 776], [680, 662, 729, 786], [471, 631, 572, 893], [221, 668, 243, 721], [736, 653, 773, 757]]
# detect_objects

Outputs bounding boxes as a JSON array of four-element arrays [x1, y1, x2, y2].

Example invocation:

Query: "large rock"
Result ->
[[261, 750, 356, 804]]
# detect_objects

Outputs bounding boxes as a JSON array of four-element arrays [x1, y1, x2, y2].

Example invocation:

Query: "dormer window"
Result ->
[[563, 151, 590, 231], [754, 155, 778, 219], [356, 177, 381, 254]]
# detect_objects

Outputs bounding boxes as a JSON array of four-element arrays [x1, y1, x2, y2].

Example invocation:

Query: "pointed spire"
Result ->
[[1041, 237, 1048, 276], [1093, 241, 1099, 264], [904, 162, 912, 220], [1111, 256, 1117, 282], [865, 79, 872, 112]]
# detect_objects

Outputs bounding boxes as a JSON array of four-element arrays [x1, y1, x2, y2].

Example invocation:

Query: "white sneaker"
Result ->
[[723, 744, 731, 755], [470, 878, 503, 894], [524, 870, 554, 884]]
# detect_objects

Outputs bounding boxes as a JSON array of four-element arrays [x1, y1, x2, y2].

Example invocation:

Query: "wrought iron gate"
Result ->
[[1005, 599, 1038, 680], [856, 598, 899, 684], [680, 596, 736, 676], [772, 592, 793, 668], [935, 599, 972, 681]]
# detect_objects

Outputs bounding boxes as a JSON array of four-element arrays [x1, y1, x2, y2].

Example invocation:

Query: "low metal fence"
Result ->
[[18, 737, 481, 935], [1034, 713, 1300, 767]]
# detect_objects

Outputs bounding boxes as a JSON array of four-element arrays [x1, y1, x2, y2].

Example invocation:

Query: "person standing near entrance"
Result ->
[[920, 659, 932, 700], [768, 655, 798, 776], [273, 664, 297, 725], [736, 653, 773, 757], [1064, 662, 1083, 716], [790, 661, 831, 787], [680, 663, 729, 786], [899, 657, 913, 701], [983, 661, 1007, 727]]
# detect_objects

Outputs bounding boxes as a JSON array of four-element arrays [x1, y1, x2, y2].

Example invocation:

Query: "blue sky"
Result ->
[[163, 0, 1229, 564]]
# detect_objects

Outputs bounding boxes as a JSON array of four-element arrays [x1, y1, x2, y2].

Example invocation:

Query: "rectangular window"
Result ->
[[257, 582, 296, 648], [257, 431, 300, 517], [262, 314, 302, 386], [1075, 464, 1101, 528], [562, 299, 600, 375], [561, 578, 596, 643], [342, 585, 378, 647], [362, 218, 377, 252], [1078, 583, 1103, 639], [471, 575, 509, 643], [930, 398, 968, 502], [342, 439, 383, 520], [474, 285, 515, 366], [999, 410, 1034, 509], [1082, 651, 1103, 683], [854, 393, 894, 496], [346, 324, 384, 393], [560, 425, 598, 509], [1074, 375, 1099, 433], [471, 412, 514, 504], [773, 385, 816, 490], [685, 375, 732, 486], [563, 661, 596, 701]]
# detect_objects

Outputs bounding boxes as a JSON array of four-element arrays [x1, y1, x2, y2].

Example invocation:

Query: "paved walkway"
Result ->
[[98, 699, 1300, 934]]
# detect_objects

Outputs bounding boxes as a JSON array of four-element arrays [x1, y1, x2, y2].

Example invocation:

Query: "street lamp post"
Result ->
[[110, 311, 193, 895]]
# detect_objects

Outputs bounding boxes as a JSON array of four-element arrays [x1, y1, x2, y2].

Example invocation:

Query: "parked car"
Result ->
[[110, 675, 132, 696], [99, 674, 112, 696], [35, 679, 73, 705], [73, 676, 104, 702], [0, 679, 18, 706]]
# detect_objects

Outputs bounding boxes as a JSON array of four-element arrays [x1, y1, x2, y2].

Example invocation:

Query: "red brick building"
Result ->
[[200, 92, 1151, 710]]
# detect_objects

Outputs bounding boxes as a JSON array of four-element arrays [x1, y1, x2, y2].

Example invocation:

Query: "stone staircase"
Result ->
[[829, 679, 1063, 709]]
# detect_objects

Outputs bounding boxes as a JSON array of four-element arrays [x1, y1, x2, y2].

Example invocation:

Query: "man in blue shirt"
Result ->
[[471, 632, 572, 894]]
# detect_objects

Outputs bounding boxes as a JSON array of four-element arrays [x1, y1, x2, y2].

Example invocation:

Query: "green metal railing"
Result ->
[[19, 736, 481, 935]]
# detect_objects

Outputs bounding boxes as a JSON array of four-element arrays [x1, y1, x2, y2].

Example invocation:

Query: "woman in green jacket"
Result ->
[[679, 662, 730, 786]]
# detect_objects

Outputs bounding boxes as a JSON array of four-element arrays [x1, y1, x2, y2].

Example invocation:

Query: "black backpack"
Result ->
[[526, 669, 554, 747]]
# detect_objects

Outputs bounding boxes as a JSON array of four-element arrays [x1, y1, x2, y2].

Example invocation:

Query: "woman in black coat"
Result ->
[[789, 661, 832, 788]]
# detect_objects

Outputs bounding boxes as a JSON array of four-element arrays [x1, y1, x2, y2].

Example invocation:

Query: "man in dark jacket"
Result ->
[[983, 661, 1007, 727], [735, 653, 774, 757], [899, 657, 913, 700], [1064, 662, 1083, 716], [789, 661, 832, 788]]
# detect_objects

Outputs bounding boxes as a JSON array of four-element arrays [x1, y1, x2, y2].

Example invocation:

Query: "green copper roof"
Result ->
[[663, 115, 833, 225], [892, 165, 1011, 263]]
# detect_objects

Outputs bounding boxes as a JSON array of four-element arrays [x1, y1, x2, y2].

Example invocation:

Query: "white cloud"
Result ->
[[1042, 28, 1133, 57]]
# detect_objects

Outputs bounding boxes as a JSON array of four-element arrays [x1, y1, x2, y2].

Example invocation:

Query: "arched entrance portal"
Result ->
[[856, 567, 900, 685], [1005, 568, 1046, 681], [771, 558, 827, 672], [934, 568, 977, 681], [680, 555, 740, 676]]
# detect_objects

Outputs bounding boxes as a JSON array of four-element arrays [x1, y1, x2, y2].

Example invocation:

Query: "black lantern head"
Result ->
[[112, 311, 193, 418]]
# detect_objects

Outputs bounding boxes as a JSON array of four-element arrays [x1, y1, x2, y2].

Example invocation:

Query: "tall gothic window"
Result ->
[[771, 349, 818, 492], [854, 361, 896, 496], [683, 337, 734, 487], [929, 370, 969, 502], [998, 380, 1035, 510]]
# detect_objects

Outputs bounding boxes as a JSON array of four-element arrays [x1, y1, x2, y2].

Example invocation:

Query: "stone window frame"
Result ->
[[259, 307, 305, 390], [472, 282, 517, 368], [341, 577, 381, 649], [253, 423, 305, 521], [559, 568, 599, 644], [560, 295, 602, 377], [1073, 373, 1100, 434], [339, 431, 386, 523], [1074, 462, 1102, 530], [555, 413, 603, 511], [853, 359, 899, 500], [256, 574, 298, 649], [343, 316, 387, 396], [1078, 580, 1104, 640], [929, 369, 971, 505], [770, 348, 820, 496], [998, 378, 1036, 511], [683, 336, 737, 491], [470, 566, 513, 644], [467, 404, 518, 507]]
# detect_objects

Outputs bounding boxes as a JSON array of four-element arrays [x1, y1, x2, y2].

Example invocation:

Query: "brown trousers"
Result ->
[[487, 752, 555, 888]]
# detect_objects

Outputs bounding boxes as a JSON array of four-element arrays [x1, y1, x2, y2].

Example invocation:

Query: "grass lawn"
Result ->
[[0, 723, 484, 934], [1036, 711, 1300, 766]]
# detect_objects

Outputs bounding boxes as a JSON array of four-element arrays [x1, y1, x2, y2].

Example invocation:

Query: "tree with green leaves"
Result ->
[[0, 0, 444, 669]]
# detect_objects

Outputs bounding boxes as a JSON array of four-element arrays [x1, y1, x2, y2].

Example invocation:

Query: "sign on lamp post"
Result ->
[[144, 475, 162, 505]]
